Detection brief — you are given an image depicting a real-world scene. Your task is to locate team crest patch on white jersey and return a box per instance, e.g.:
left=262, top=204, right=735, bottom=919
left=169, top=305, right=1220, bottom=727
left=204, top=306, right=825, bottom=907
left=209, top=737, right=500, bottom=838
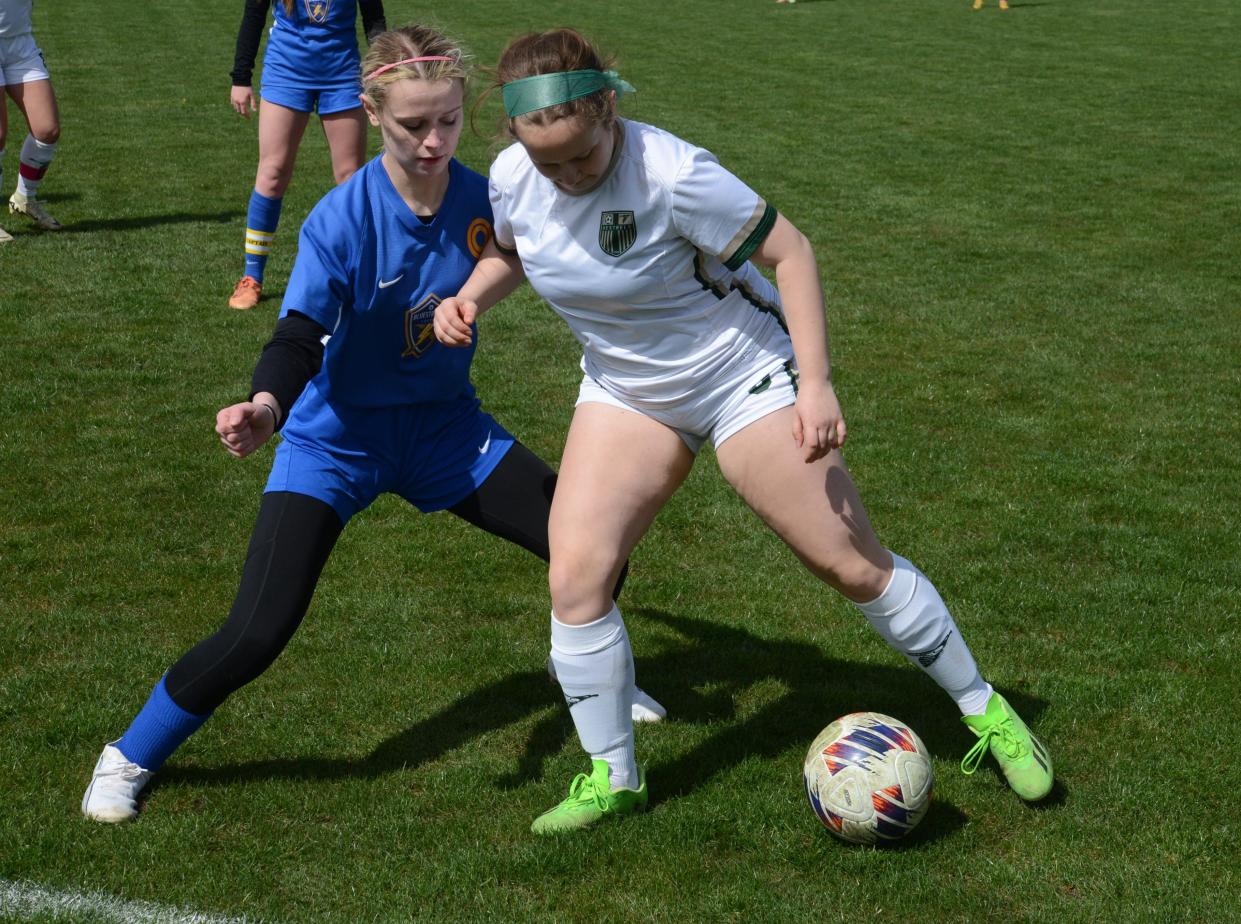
left=303, top=0, right=331, bottom=24
left=403, top=293, right=441, bottom=359
left=598, top=210, right=637, bottom=257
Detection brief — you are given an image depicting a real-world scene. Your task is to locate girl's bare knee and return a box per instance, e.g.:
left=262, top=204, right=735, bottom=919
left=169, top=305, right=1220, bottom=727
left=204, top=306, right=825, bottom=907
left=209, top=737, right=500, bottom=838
left=549, top=557, right=613, bottom=625
left=810, top=551, right=892, bottom=603
left=255, top=162, right=292, bottom=197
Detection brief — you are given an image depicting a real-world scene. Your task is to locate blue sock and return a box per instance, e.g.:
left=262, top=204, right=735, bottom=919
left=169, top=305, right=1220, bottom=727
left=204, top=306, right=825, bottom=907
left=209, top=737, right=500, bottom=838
left=116, top=676, right=211, bottom=771
left=242, top=190, right=283, bottom=283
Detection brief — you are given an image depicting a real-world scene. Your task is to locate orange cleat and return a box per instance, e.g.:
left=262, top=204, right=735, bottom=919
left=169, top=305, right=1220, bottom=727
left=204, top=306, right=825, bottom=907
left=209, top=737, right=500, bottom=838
left=228, top=275, right=263, bottom=310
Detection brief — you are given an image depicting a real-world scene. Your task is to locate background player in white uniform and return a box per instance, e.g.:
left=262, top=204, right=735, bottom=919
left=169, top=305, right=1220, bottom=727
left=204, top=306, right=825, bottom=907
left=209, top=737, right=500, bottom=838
left=435, top=28, right=1054, bottom=833
left=82, top=25, right=661, bottom=825
left=0, top=0, right=62, bottom=240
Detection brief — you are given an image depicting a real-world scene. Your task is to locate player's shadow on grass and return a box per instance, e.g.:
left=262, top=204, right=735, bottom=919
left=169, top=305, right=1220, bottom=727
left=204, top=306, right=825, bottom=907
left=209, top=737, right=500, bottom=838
left=159, top=668, right=568, bottom=788
left=55, top=209, right=243, bottom=235
left=159, top=609, right=1053, bottom=833
left=618, top=610, right=1053, bottom=824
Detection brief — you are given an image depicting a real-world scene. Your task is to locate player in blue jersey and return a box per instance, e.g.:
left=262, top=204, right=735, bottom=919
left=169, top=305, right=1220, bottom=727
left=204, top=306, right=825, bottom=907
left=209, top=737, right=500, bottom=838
left=226, top=0, right=387, bottom=310
left=82, top=24, right=663, bottom=824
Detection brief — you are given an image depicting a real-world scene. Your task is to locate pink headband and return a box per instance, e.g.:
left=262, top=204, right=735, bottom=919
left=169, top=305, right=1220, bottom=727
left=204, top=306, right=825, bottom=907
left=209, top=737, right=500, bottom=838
left=363, top=55, right=456, bottom=83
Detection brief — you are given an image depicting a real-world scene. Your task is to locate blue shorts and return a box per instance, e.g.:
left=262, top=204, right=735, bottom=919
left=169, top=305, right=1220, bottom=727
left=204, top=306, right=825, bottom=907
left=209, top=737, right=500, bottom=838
left=266, top=383, right=515, bottom=525
left=259, top=82, right=362, bottom=116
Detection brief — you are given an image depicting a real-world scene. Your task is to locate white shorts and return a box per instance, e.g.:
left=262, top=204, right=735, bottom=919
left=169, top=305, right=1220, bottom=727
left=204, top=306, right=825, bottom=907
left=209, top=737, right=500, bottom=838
left=576, top=354, right=800, bottom=454
left=0, top=34, right=50, bottom=86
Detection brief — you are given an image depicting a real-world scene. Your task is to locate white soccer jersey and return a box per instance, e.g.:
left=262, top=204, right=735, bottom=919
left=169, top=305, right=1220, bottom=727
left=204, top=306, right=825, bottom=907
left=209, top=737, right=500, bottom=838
left=0, top=0, right=33, bottom=37
left=489, top=119, right=792, bottom=411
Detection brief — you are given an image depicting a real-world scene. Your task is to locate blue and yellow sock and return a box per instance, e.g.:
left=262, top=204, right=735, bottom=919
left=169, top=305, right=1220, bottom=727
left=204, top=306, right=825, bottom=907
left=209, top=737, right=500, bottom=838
left=243, top=190, right=283, bottom=283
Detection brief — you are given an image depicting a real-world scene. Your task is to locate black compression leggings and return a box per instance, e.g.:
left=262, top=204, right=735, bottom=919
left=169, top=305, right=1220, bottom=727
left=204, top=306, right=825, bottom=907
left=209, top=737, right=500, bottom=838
left=164, top=442, right=623, bottom=716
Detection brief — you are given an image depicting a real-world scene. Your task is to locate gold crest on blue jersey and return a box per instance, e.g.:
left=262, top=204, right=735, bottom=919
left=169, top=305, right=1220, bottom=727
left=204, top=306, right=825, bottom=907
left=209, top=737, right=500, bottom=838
left=403, top=293, right=441, bottom=359
left=598, top=210, right=636, bottom=257
left=302, top=0, right=331, bottom=24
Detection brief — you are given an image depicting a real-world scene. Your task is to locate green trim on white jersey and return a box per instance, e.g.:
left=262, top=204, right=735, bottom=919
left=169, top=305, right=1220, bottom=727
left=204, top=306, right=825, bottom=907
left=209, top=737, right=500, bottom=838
left=723, top=203, right=777, bottom=271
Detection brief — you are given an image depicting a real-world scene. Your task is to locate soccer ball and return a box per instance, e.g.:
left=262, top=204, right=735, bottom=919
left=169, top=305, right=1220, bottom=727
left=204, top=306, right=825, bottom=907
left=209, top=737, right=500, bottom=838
left=803, top=712, right=934, bottom=845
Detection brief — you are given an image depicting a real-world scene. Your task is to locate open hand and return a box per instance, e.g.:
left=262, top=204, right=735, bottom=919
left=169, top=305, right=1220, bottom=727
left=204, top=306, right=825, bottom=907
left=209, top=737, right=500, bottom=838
left=230, top=86, right=257, bottom=118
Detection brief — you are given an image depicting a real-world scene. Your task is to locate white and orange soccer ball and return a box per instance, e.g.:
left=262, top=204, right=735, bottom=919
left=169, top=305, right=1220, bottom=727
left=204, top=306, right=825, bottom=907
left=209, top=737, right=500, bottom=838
left=803, top=712, right=934, bottom=845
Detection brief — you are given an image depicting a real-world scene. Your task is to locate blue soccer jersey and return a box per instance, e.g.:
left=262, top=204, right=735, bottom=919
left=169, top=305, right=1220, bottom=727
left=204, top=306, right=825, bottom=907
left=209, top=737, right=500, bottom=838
left=281, top=155, right=495, bottom=408
left=261, top=0, right=362, bottom=90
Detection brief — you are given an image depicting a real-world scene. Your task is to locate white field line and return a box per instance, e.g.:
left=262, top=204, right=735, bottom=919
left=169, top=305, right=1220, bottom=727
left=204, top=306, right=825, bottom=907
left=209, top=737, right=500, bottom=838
left=0, top=879, right=271, bottom=924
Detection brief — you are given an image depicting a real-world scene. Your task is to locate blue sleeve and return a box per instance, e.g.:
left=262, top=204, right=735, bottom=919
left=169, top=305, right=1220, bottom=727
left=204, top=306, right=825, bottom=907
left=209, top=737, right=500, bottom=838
left=280, top=205, right=355, bottom=332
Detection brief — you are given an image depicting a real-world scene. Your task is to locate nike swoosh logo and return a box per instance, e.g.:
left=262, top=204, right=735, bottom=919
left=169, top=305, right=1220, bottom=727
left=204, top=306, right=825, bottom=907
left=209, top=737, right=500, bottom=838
left=377, top=274, right=404, bottom=289
left=565, top=693, right=599, bottom=708
left=478, top=433, right=491, bottom=455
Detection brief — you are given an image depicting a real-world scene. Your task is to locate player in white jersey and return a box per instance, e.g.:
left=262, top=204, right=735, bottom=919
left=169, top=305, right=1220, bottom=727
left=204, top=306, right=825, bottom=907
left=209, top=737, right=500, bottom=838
left=487, top=117, right=794, bottom=442
left=435, top=28, right=1054, bottom=833
left=0, top=0, right=63, bottom=240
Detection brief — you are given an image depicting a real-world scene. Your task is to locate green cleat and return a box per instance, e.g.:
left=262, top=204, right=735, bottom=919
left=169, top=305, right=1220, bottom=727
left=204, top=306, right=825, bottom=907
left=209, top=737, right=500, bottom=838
left=961, top=692, right=1053, bottom=801
left=531, top=759, right=647, bottom=834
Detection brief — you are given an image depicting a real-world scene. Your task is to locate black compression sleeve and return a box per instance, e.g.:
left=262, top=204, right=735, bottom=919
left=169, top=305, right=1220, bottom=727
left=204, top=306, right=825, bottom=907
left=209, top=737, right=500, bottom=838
left=231, top=0, right=271, bottom=86
left=448, top=442, right=557, bottom=560
left=359, top=0, right=387, bottom=43
left=250, top=311, right=328, bottom=429
left=165, top=491, right=344, bottom=715
left=447, top=442, right=628, bottom=600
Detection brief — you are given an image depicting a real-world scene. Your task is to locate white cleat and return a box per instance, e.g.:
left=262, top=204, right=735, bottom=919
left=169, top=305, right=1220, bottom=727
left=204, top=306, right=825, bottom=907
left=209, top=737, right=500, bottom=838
left=82, top=742, right=152, bottom=823
left=9, top=190, right=62, bottom=231
left=547, top=656, right=667, bottom=724
left=0, top=224, right=13, bottom=243
left=632, top=687, right=667, bottom=724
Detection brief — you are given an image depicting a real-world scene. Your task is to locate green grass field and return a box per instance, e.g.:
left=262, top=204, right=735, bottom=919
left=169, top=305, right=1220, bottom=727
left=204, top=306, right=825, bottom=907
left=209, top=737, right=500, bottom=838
left=2, top=0, right=1239, bottom=920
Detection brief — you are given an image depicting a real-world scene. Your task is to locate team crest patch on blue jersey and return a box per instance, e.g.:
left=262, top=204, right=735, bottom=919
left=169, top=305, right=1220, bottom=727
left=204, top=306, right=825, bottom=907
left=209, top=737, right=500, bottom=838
left=302, top=0, right=331, bottom=24
left=599, top=210, right=637, bottom=257
left=467, top=216, right=493, bottom=259
left=403, top=293, right=441, bottom=359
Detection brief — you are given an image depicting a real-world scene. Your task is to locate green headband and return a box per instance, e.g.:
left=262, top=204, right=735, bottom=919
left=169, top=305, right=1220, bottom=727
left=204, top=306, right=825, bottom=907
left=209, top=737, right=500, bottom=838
left=502, top=69, right=635, bottom=118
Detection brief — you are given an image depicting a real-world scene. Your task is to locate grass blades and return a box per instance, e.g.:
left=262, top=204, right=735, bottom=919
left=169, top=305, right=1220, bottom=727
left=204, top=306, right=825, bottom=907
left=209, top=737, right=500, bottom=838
left=2, top=0, right=1238, bottom=921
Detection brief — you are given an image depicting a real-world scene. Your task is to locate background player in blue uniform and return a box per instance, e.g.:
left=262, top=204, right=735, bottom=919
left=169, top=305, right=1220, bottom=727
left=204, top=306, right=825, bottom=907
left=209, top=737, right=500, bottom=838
left=82, top=24, right=662, bottom=823
left=226, top=0, right=387, bottom=310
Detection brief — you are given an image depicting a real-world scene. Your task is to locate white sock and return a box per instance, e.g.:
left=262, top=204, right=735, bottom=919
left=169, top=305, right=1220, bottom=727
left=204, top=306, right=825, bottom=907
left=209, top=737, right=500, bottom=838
left=547, top=653, right=666, bottom=723
left=17, top=134, right=57, bottom=198
left=856, top=552, right=993, bottom=716
left=550, top=605, right=638, bottom=789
